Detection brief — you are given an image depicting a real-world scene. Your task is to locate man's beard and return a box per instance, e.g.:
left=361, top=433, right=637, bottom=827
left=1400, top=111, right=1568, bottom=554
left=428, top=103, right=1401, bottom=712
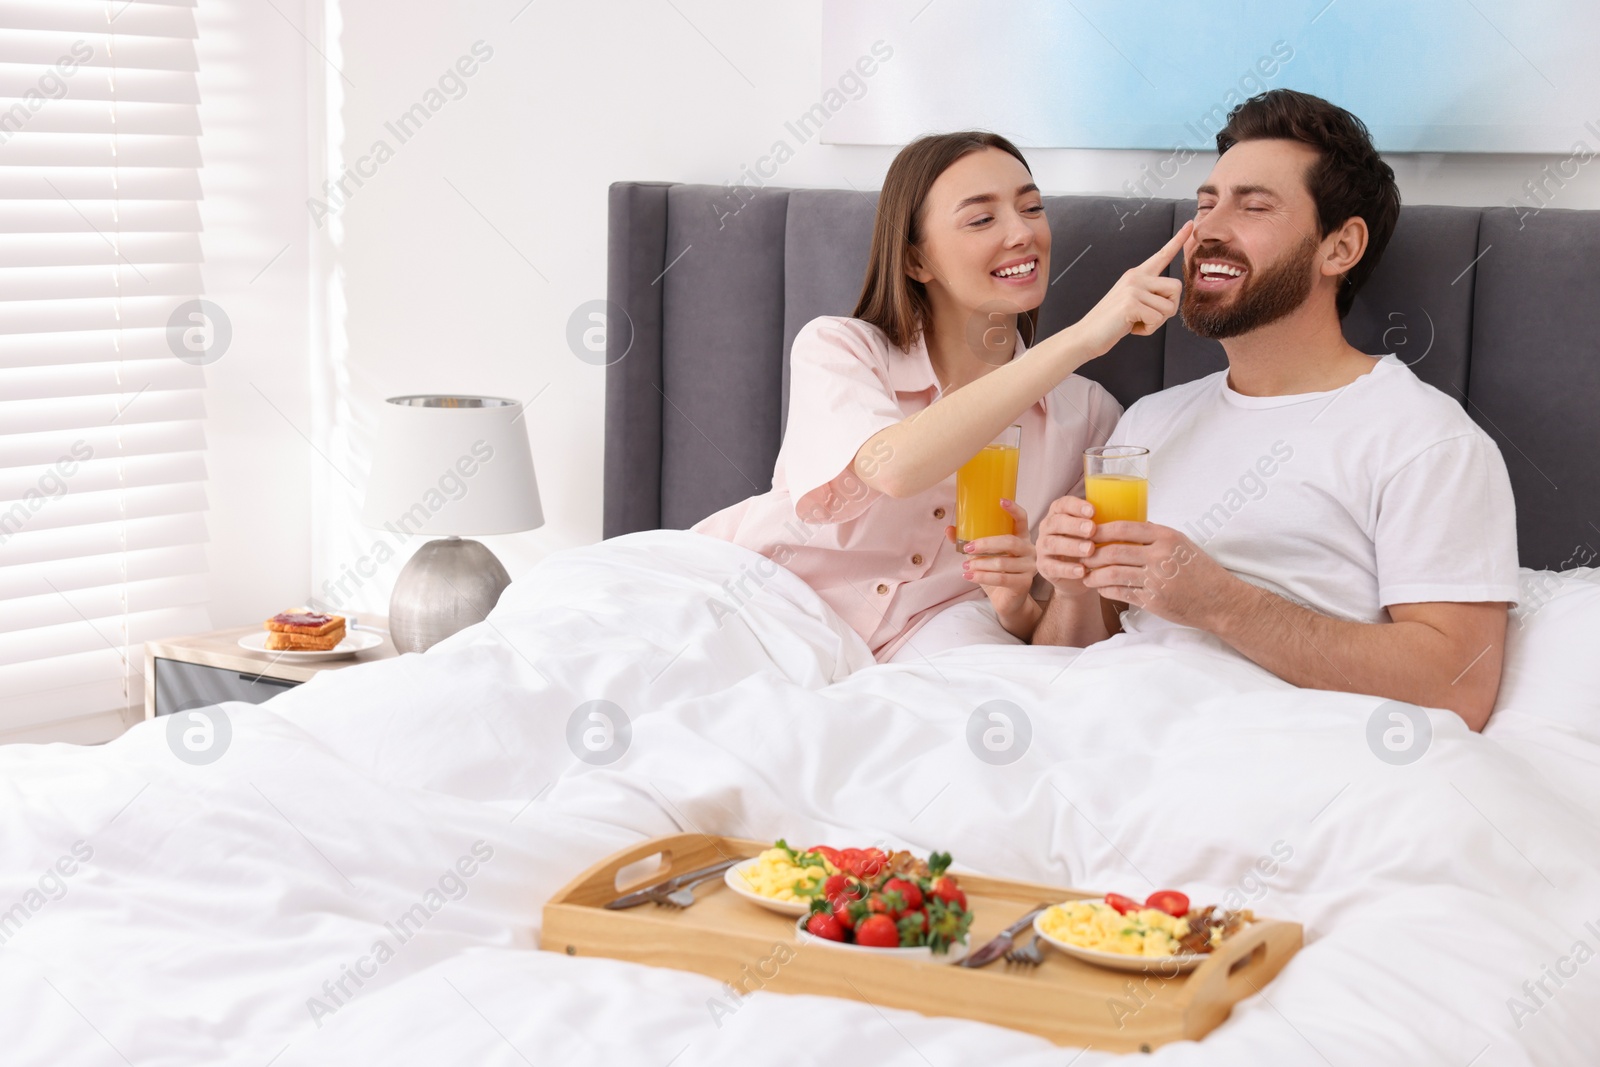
left=1180, top=236, right=1318, bottom=340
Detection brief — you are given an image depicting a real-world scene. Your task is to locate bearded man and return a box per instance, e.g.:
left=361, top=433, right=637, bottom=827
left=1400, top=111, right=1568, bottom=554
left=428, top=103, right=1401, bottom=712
left=1032, top=89, right=1519, bottom=732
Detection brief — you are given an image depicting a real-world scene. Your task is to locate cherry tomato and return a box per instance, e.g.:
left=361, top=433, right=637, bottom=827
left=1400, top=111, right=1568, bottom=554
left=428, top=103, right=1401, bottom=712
left=1105, top=893, right=1141, bottom=915
left=811, top=846, right=844, bottom=871
left=839, top=848, right=887, bottom=879
left=854, top=914, right=900, bottom=948
left=805, top=912, right=846, bottom=942
left=1145, top=890, right=1191, bottom=918
left=929, top=876, right=967, bottom=911
left=883, top=877, right=923, bottom=913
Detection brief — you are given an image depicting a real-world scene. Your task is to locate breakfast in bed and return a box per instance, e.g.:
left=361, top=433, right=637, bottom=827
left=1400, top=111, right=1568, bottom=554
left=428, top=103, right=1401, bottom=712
left=545, top=833, right=1295, bottom=1049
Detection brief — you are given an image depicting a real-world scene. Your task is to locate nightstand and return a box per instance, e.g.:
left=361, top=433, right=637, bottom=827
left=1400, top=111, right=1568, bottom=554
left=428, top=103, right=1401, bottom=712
left=143, top=619, right=400, bottom=719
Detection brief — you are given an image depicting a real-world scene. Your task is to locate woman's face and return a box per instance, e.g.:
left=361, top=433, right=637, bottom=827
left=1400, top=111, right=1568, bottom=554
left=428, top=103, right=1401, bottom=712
left=909, top=147, right=1051, bottom=320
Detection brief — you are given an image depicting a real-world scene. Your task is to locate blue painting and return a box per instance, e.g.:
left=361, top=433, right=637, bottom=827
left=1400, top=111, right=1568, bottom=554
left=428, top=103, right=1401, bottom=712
left=821, top=0, right=1600, bottom=153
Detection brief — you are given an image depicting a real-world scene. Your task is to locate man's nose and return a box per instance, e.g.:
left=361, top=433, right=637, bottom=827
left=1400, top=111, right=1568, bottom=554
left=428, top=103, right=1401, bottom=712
left=1191, top=207, right=1230, bottom=246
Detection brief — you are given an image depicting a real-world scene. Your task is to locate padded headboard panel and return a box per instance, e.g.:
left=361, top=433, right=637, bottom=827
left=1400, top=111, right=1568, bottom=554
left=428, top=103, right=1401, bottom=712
left=605, top=182, right=1600, bottom=571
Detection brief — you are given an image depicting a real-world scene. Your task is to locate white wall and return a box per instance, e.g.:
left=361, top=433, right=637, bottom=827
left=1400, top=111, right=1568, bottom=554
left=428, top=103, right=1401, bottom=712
left=309, top=1, right=1600, bottom=616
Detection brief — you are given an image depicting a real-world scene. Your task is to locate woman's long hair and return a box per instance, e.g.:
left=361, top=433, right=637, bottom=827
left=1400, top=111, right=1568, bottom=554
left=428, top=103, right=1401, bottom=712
left=852, top=131, right=1039, bottom=353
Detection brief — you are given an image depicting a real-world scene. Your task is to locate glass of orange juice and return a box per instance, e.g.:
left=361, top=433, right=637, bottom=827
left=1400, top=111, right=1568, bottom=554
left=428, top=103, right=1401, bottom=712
left=1083, top=446, right=1149, bottom=530
left=956, top=425, right=1021, bottom=553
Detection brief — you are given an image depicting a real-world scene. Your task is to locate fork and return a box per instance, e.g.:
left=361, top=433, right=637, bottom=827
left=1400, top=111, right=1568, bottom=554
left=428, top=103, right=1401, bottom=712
left=649, top=867, right=731, bottom=909
left=1004, top=931, right=1044, bottom=967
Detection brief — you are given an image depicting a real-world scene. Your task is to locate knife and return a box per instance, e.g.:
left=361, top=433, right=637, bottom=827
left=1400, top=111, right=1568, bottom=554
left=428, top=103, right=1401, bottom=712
left=958, top=902, right=1055, bottom=968
left=603, top=857, right=742, bottom=910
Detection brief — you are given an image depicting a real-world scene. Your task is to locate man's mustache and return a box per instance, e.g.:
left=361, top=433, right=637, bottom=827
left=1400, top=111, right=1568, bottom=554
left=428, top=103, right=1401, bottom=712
left=1186, top=244, right=1253, bottom=275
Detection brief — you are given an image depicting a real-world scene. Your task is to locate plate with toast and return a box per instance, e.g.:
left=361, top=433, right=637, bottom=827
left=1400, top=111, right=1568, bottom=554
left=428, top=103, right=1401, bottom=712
left=238, top=610, right=383, bottom=660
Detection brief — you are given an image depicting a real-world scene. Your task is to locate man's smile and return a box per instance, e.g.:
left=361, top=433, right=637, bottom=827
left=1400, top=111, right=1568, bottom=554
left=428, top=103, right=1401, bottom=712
left=1194, top=259, right=1249, bottom=292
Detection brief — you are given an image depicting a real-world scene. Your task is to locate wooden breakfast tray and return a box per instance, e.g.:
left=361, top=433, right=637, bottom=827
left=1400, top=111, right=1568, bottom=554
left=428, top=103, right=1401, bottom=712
left=541, top=834, right=1302, bottom=1053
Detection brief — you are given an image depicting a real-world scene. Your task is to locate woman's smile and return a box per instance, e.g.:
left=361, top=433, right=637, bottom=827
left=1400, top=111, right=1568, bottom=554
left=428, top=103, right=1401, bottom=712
left=990, top=254, right=1041, bottom=287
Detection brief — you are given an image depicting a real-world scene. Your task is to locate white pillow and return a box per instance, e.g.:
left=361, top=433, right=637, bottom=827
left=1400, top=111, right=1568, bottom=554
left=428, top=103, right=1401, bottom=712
left=1492, top=566, right=1600, bottom=737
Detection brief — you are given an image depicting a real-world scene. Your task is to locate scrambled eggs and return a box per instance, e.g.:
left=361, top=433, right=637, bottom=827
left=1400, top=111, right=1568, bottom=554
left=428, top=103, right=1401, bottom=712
left=1038, top=900, right=1192, bottom=957
left=736, top=848, right=834, bottom=901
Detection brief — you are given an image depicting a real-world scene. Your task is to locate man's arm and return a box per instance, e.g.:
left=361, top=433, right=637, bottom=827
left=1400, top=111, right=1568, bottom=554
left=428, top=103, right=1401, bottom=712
left=1084, top=520, right=1509, bottom=730
left=1204, top=583, right=1508, bottom=731
left=1031, top=581, right=1115, bottom=648
left=1032, top=495, right=1121, bottom=648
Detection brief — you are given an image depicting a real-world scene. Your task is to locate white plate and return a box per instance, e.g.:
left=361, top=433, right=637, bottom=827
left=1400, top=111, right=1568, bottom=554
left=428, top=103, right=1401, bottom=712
left=237, top=629, right=384, bottom=661
left=723, top=858, right=812, bottom=916
left=1032, top=910, right=1207, bottom=973
left=794, top=915, right=968, bottom=964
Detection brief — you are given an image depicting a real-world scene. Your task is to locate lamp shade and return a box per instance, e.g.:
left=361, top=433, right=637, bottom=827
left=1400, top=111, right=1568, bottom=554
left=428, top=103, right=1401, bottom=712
left=361, top=395, right=543, bottom=536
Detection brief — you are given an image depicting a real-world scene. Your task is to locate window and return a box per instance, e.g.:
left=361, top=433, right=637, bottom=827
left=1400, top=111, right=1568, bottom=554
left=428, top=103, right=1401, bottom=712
left=0, top=0, right=211, bottom=739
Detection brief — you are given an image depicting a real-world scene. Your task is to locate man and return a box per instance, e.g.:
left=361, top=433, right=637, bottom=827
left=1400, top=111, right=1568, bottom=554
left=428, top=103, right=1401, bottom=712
left=1032, top=89, right=1519, bottom=732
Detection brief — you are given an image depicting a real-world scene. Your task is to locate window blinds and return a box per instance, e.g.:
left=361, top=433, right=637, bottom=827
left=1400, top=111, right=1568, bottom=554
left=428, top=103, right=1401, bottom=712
left=0, top=0, right=211, bottom=736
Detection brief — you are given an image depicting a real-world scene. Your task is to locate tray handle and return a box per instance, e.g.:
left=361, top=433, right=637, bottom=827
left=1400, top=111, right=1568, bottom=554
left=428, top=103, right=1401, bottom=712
left=545, top=833, right=755, bottom=908
left=1182, top=919, right=1298, bottom=1011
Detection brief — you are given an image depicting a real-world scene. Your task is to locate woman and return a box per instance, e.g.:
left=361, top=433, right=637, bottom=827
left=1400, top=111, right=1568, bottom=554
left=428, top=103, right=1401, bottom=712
left=693, top=131, right=1187, bottom=662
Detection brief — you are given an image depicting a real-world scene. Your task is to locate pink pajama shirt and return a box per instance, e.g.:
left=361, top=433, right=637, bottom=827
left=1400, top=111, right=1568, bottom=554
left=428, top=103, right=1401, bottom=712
left=693, top=316, right=1120, bottom=661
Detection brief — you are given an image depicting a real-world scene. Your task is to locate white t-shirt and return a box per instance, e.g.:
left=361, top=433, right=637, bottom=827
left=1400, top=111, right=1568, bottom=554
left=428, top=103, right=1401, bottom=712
left=1108, top=354, right=1520, bottom=635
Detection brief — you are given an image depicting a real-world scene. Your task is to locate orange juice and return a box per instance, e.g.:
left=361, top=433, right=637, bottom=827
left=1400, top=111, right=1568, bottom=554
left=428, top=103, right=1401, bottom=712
left=956, top=442, right=1020, bottom=547
left=1084, top=473, right=1148, bottom=524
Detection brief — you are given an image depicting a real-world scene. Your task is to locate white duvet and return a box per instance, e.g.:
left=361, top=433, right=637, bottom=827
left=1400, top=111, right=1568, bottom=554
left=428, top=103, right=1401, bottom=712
left=2, top=530, right=1598, bottom=1066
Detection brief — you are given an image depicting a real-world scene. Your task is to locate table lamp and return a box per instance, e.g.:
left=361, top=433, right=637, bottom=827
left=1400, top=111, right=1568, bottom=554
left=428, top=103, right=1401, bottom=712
left=361, top=395, right=543, bottom=653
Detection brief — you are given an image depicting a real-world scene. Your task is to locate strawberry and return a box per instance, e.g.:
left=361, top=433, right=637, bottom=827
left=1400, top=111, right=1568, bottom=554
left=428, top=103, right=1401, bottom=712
left=854, top=914, right=900, bottom=948
left=805, top=912, right=846, bottom=942
left=897, top=909, right=929, bottom=945
left=924, top=896, right=973, bottom=952
left=883, top=877, right=923, bottom=912
left=929, top=875, right=966, bottom=911
left=868, top=889, right=908, bottom=920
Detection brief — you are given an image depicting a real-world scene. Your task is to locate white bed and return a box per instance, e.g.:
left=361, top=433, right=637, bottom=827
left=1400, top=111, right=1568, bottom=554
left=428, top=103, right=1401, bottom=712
left=3, top=530, right=1599, bottom=1065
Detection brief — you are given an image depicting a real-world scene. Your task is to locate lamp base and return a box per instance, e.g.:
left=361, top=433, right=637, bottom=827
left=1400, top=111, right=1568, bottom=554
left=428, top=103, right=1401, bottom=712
left=388, top=536, right=513, bottom=653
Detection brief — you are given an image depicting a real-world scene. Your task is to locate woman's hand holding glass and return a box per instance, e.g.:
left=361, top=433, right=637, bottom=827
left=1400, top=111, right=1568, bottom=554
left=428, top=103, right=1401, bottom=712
left=945, top=498, right=1039, bottom=637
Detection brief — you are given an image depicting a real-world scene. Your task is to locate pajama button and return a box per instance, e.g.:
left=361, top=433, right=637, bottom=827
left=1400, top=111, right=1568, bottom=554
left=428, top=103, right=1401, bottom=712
left=933, top=507, right=945, bottom=519
left=875, top=583, right=889, bottom=595
left=911, top=554, right=923, bottom=566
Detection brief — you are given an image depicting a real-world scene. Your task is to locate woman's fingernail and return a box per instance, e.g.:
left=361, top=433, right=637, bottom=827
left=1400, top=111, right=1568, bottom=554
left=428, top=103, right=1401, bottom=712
left=963, top=544, right=974, bottom=553
left=1001, top=498, right=1013, bottom=508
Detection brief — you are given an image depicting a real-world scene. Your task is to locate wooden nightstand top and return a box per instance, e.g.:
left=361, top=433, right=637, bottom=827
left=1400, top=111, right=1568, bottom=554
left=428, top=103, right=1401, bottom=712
left=144, top=618, right=400, bottom=718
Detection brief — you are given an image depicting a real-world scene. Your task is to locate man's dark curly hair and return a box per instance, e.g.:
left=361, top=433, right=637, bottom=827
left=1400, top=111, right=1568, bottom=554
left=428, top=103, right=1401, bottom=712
left=1217, top=89, right=1400, bottom=318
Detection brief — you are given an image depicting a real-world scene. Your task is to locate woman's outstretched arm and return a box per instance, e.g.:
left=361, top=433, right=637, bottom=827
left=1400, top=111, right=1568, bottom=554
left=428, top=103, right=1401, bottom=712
left=855, top=222, right=1189, bottom=499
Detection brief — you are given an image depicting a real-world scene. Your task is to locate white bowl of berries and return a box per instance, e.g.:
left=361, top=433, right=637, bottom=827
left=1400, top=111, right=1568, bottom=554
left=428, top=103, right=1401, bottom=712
left=791, top=847, right=972, bottom=965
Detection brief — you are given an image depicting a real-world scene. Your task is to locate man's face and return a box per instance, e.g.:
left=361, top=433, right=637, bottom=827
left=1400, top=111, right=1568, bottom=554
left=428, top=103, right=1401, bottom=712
left=1181, top=139, right=1326, bottom=339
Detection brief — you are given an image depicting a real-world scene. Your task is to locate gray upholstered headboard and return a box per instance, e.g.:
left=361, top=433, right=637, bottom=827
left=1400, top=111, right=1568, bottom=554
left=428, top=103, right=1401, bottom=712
left=604, top=182, right=1600, bottom=571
